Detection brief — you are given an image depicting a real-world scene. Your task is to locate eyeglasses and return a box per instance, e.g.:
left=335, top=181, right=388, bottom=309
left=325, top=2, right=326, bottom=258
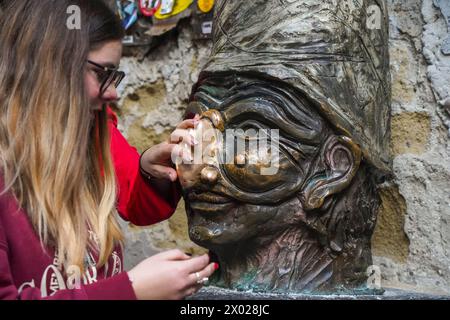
left=87, top=60, right=125, bottom=97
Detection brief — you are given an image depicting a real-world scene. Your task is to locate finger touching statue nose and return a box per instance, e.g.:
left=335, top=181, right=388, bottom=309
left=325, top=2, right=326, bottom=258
left=176, top=115, right=222, bottom=189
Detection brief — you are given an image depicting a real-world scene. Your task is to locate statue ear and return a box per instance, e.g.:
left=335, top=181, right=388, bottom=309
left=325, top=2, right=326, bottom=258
left=302, top=136, right=362, bottom=211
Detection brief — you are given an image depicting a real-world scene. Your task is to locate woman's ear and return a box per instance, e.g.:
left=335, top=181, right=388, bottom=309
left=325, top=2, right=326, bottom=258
left=302, top=136, right=362, bottom=211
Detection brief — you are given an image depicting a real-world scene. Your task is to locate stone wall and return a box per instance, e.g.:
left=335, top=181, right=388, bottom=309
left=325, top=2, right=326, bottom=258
left=116, top=1, right=450, bottom=295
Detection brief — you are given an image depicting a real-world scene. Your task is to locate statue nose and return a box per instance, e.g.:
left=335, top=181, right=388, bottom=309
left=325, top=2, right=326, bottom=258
left=200, top=166, right=219, bottom=185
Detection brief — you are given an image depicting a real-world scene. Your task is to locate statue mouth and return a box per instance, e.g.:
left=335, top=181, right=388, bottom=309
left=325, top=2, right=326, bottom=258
left=187, top=190, right=237, bottom=214
left=188, top=191, right=232, bottom=204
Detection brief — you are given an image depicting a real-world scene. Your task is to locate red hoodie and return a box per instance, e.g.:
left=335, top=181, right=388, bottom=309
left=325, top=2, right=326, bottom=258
left=0, top=108, right=181, bottom=300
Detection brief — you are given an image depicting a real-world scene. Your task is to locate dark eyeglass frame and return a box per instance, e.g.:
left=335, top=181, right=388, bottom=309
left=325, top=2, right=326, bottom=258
left=87, top=60, right=125, bottom=97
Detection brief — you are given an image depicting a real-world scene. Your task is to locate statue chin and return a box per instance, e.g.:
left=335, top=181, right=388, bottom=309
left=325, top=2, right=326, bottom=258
left=187, top=209, right=258, bottom=247
left=188, top=225, right=224, bottom=246
left=186, top=195, right=294, bottom=249
left=188, top=224, right=252, bottom=248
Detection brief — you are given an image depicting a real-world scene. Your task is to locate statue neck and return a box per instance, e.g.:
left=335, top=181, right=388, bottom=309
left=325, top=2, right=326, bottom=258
left=213, top=226, right=334, bottom=292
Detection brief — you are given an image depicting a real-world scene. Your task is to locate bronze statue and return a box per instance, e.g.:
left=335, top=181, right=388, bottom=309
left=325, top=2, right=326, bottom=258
left=176, top=0, right=391, bottom=294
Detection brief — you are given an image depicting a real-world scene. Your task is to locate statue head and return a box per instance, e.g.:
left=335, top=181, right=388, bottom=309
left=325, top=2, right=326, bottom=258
left=177, top=0, right=391, bottom=294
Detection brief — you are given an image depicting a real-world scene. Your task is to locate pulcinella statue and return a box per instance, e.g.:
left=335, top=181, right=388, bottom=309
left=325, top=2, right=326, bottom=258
left=176, top=0, right=391, bottom=294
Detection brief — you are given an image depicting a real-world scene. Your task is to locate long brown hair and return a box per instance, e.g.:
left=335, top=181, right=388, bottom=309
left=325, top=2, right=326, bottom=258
left=0, top=0, right=125, bottom=271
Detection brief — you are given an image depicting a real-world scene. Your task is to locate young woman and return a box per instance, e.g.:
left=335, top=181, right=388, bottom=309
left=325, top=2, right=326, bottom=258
left=0, top=0, right=216, bottom=300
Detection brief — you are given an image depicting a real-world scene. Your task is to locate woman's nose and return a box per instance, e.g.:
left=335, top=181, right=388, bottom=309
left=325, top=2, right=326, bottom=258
left=101, top=85, right=119, bottom=101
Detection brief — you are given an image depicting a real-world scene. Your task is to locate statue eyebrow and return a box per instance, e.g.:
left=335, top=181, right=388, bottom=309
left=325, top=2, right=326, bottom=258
left=193, top=89, right=222, bottom=109
left=192, top=78, right=326, bottom=145
left=222, top=99, right=322, bottom=144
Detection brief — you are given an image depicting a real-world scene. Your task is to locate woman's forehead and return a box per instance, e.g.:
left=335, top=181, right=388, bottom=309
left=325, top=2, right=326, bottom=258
left=88, top=40, right=123, bottom=67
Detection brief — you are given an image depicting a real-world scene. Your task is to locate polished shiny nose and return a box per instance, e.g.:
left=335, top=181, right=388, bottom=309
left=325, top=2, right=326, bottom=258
left=176, top=111, right=224, bottom=189
left=200, top=166, right=219, bottom=185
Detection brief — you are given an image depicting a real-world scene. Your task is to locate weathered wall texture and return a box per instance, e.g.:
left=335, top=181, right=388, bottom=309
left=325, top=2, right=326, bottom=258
left=370, top=0, right=450, bottom=295
left=116, top=2, right=450, bottom=295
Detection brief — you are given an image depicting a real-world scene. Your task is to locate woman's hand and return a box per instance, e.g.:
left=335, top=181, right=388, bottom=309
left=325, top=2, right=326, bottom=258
left=127, top=250, right=218, bottom=300
left=140, top=114, right=200, bottom=182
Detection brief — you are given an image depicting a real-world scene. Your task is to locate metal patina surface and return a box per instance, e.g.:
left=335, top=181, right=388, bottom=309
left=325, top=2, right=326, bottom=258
left=177, top=0, right=392, bottom=294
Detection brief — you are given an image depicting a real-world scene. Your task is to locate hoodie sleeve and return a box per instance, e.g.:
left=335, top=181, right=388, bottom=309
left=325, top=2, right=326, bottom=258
left=0, top=252, right=137, bottom=300
left=107, top=107, right=181, bottom=226
left=0, top=218, right=137, bottom=300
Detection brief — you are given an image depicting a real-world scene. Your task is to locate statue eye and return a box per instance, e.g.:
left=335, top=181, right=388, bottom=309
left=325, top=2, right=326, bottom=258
left=221, top=151, right=299, bottom=193
left=220, top=143, right=300, bottom=193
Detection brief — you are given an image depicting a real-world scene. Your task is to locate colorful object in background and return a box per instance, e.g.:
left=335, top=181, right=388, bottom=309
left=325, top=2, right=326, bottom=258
left=155, top=0, right=193, bottom=20
left=139, top=0, right=161, bottom=17
left=159, top=0, right=175, bottom=15
left=112, top=0, right=213, bottom=47
left=117, top=0, right=138, bottom=29
left=197, top=0, right=214, bottom=13
left=191, top=0, right=214, bottom=40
